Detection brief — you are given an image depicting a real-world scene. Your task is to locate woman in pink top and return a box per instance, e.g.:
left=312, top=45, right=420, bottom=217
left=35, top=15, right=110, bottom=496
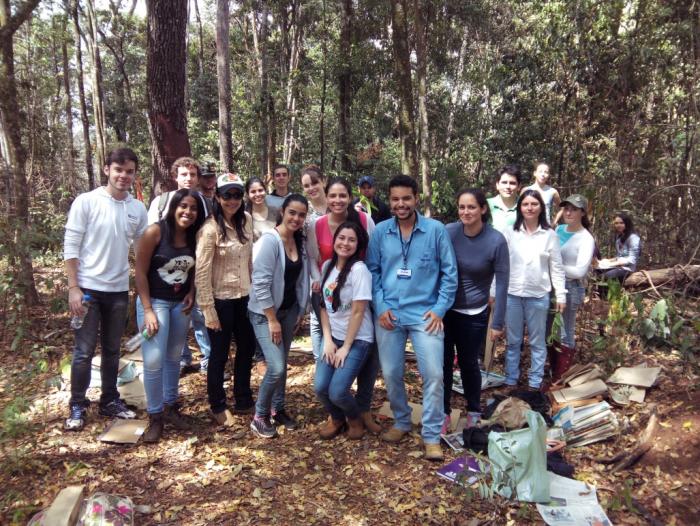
left=307, top=176, right=380, bottom=433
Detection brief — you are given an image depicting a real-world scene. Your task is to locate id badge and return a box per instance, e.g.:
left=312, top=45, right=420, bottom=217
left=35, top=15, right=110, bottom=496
left=397, top=268, right=412, bottom=279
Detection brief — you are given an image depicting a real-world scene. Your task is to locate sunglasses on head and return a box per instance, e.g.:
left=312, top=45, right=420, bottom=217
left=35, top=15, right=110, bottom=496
left=220, top=190, right=243, bottom=201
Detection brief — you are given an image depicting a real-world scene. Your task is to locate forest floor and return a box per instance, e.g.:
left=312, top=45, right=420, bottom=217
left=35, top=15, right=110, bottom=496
left=0, top=263, right=698, bottom=525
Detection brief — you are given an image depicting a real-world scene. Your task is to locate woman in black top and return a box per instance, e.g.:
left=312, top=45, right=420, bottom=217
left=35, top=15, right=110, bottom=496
left=135, top=189, right=205, bottom=442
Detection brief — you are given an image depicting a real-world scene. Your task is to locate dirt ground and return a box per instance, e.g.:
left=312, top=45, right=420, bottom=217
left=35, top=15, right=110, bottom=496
left=0, top=275, right=698, bottom=525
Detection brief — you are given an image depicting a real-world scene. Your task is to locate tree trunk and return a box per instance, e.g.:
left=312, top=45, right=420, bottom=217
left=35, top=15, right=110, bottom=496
left=61, top=16, right=77, bottom=194
left=444, top=25, right=468, bottom=158
left=0, top=0, right=41, bottom=306
left=337, top=0, right=353, bottom=173
left=623, top=266, right=700, bottom=289
left=251, top=4, right=272, bottom=177
left=193, top=0, right=205, bottom=76
left=84, top=0, right=107, bottom=179
left=282, top=0, right=302, bottom=164
left=216, top=0, right=233, bottom=171
left=146, top=0, right=191, bottom=195
left=68, top=0, right=95, bottom=190
left=389, top=0, right=418, bottom=179
left=319, top=0, right=328, bottom=171
left=414, top=0, right=431, bottom=215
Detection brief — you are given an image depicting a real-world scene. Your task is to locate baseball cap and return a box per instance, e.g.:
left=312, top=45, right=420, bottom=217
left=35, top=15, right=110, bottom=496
left=561, top=194, right=588, bottom=210
left=217, top=173, right=245, bottom=193
left=358, top=175, right=375, bottom=187
left=201, top=169, right=216, bottom=178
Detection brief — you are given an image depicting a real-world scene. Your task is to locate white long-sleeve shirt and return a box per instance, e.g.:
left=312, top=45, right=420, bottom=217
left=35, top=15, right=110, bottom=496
left=502, top=225, right=567, bottom=303
left=64, top=187, right=147, bottom=291
left=556, top=225, right=596, bottom=280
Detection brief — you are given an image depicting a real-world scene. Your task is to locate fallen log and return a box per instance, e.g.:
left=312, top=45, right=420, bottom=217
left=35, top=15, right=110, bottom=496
left=612, top=408, right=658, bottom=473
left=623, top=265, right=700, bottom=288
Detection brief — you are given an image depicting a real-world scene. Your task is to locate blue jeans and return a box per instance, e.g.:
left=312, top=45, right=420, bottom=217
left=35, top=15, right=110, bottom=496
left=376, top=322, right=444, bottom=444
left=249, top=303, right=300, bottom=418
left=311, top=290, right=378, bottom=413
left=505, top=294, right=550, bottom=388
left=314, top=338, right=371, bottom=420
left=136, top=297, right=190, bottom=414
left=561, top=280, right=585, bottom=349
left=181, top=302, right=211, bottom=368
left=70, top=289, right=129, bottom=407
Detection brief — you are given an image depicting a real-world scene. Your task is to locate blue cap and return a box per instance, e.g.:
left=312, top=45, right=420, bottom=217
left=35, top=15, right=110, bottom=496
left=358, top=175, right=375, bottom=187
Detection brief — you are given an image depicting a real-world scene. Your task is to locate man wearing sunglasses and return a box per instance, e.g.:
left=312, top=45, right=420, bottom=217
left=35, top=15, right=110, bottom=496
left=147, top=157, right=212, bottom=375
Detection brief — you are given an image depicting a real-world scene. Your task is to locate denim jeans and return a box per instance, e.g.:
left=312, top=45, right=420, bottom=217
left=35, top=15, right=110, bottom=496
left=136, top=297, right=189, bottom=414
left=314, top=338, right=371, bottom=420
left=249, top=303, right=300, bottom=418
left=311, top=290, right=378, bottom=413
left=505, top=294, right=550, bottom=389
left=70, top=289, right=128, bottom=407
left=444, top=308, right=489, bottom=414
left=181, top=302, right=211, bottom=368
left=561, top=280, right=585, bottom=349
left=207, top=296, right=256, bottom=413
left=376, top=322, right=444, bottom=444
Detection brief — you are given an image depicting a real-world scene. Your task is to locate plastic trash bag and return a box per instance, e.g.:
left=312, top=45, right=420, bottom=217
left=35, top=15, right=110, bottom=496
left=78, top=493, right=134, bottom=526
left=488, top=410, right=550, bottom=502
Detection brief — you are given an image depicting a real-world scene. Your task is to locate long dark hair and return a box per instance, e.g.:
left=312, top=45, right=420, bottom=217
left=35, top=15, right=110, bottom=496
left=244, top=177, right=266, bottom=213
left=321, top=221, right=369, bottom=312
left=162, top=189, right=205, bottom=250
left=456, top=187, right=491, bottom=224
left=325, top=176, right=362, bottom=227
left=614, top=211, right=634, bottom=243
left=277, top=193, right=308, bottom=257
left=213, top=188, right=249, bottom=243
left=513, top=189, right=550, bottom=231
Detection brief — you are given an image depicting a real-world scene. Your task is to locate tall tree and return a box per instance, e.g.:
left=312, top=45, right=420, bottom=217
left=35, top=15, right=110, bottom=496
left=414, top=0, right=431, bottom=215
left=250, top=3, right=273, bottom=177
left=389, top=0, right=418, bottom=179
left=337, top=0, right=352, bottom=172
left=0, top=0, right=41, bottom=305
left=68, top=0, right=95, bottom=189
left=60, top=14, right=77, bottom=192
left=216, top=0, right=233, bottom=171
left=146, top=0, right=191, bottom=194
left=84, top=0, right=107, bottom=175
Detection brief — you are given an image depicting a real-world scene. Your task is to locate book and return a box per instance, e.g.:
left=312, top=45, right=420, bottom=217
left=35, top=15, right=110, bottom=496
left=436, top=456, right=483, bottom=486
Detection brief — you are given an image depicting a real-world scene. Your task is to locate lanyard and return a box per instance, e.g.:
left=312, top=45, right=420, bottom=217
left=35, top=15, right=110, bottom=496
left=396, top=215, right=418, bottom=268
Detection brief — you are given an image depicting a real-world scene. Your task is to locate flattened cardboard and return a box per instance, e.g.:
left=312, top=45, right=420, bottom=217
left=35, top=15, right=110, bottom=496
left=99, top=419, right=148, bottom=444
left=607, top=366, right=661, bottom=388
left=117, top=378, right=146, bottom=410
left=44, top=485, right=85, bottom=526
left=378, top=401, right=460, bottom=429
left=551, top=379, right=607, bottom=404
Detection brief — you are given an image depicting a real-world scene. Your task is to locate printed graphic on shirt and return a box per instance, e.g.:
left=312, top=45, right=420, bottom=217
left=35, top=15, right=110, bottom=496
left=157, top=255, right=195, bottom=293
left=323, top=280, right=350, bottom=311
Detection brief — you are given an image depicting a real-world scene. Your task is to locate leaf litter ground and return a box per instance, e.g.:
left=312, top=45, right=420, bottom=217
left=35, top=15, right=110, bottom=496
left=0, top=268, right=698, bottom=525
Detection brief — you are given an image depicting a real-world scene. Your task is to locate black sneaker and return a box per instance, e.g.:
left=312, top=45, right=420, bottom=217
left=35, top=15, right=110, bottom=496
left=98, top=399, right=136, bottom=419
left=272, top=409, right=298, bottom=430
left=250, top=416, right=278, bottom=439
left=64, top=404, right=87, bottom=431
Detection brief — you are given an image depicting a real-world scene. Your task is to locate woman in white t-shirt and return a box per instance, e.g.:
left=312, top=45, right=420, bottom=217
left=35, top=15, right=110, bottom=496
left=314, top=221, right=374, bottom=441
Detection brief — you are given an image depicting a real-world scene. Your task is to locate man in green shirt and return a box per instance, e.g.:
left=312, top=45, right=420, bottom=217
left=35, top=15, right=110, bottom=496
left=487, top=164, right=522, bottom=233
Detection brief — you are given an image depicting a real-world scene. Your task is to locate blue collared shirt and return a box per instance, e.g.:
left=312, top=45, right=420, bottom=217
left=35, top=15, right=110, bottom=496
left=366, top=212, right=457, bottom=325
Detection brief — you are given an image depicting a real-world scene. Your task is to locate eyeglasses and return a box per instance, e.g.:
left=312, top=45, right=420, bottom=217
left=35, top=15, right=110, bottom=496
left=220, top=191, right=243, bottom=201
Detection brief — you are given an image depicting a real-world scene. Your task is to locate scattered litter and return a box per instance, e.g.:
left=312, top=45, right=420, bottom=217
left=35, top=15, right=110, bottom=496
left=552, top=401, right=619, bottom=447
left=551, top=379, right=607, bottom=404
left=378, top=401, right=460, bottom=427
left=607, top=365, right=661, bottom=388
left=451, top=370, right=506, bottom=394
left=436, top=455, right=485, bottom=486
left=536, top=472, right=611, bottom=525
left=99, top=419, right=148, bottom=444
left=117, top=378, right=147, bottom=410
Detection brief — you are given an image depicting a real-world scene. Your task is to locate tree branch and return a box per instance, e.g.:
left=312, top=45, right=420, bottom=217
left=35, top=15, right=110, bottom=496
left=0, top=0, right=42, bottom=40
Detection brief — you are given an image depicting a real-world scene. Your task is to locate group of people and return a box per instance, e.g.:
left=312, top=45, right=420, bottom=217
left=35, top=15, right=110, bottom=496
left=64, top=148, right=641, bottom=461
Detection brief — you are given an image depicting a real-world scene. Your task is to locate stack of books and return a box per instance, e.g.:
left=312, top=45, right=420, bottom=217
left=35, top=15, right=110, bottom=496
left=552, top=400, right=619, bottom=447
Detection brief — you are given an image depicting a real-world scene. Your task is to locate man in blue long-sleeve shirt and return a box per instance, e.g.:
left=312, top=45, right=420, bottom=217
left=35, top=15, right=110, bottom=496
left=366, top=175, right=457, bottom=461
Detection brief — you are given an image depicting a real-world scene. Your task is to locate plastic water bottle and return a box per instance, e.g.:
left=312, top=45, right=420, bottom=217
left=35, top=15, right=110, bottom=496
left=70, top=293, right=93, bottom=330
left=125, top=328, right=152, bottom=352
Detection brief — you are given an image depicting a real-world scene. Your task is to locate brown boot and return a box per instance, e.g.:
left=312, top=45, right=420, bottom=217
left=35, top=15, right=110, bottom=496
left=553, top=344, right=576, bottom=383
left=319, top=417, right=346, bottom=440
left=143, top=413, right=163, bottom=443
left=346, top=417, right=365, bottom=440
left=163, top=403, right=194, bottom=431
left=361, top=411, right=382, bottom=435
